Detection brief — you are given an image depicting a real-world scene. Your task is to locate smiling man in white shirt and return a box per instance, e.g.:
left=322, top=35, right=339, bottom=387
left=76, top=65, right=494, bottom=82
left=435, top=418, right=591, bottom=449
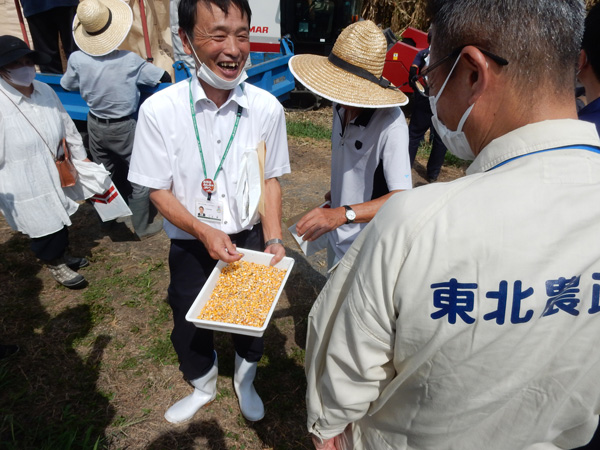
left=129, top=0, right=290, bottom=425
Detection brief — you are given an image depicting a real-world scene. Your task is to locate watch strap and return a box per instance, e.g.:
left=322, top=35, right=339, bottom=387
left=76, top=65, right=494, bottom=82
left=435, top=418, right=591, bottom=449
left=343, top=205, right=355, bottom=224
left=264, top=238, right=284, bottom=248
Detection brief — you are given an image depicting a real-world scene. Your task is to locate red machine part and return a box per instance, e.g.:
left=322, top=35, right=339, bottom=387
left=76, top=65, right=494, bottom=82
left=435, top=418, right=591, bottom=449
left=138, top=0, right=153, bottom=62
left=13, top=0, right=30, bottom=47
left=383, top=27, right=428, bottom=94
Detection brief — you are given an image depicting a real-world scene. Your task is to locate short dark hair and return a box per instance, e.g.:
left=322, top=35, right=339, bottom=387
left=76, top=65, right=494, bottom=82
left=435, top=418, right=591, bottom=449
left=427, top=0, right=585, bottom=93
left=582, top=3, right=600, bottom=81
left=178, top=0, right=252, bottom=37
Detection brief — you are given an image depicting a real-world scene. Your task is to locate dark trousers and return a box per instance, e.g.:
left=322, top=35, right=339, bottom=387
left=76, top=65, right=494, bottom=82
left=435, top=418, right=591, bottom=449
left=408, top=93, right=447, bottom=181
left=168, top=226, right=265, bottom=381
left=26, top=6, right=77, bottom=74
left=30, top=226, right=69, bottom=262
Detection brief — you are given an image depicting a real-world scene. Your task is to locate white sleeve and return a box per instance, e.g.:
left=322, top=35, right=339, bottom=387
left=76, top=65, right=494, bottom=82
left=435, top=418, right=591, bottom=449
left=381, top=110, right=412, bottom=191
left=262, top=99, right=291, bottom=179
left=60, top=54, right=79, bottom=91
left=305, top=219, right=397, bottom=440
left=128, top=99, right=173, bottom=189
left=52, top=89, right=86, bottom=160
left=135, top=53, right=167, bottom=87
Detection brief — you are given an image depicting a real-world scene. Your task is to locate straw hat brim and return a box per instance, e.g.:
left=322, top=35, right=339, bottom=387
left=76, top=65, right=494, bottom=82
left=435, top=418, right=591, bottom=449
left=289, top=54, right=408, bottom=108
left=73, top=0, right=133, bottom=56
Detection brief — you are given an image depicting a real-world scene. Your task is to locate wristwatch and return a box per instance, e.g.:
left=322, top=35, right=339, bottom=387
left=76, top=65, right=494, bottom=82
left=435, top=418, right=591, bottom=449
left=264, top=238, right=284, bottom=248
left=343, top=205, right=356, bottom=224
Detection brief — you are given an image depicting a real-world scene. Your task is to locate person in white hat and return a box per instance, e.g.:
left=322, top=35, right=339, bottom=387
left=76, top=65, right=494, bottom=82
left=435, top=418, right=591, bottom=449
left=289, top=20, right=413, bottom=270
left=304, top=0, right=600, bottom=449
left=128, top=0, right=290, bottom=425
left=60, top=0, right=171, bottom=239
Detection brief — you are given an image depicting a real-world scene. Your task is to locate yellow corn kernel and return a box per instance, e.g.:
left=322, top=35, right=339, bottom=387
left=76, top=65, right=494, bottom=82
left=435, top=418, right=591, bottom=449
left=198, top=261, right=286, bottom=327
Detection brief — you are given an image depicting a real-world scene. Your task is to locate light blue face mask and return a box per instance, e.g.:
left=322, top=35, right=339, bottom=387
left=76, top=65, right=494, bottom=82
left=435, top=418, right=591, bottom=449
left=429, top=53, right=476, bottom=161
left=186, top=34, right=247, bottom=90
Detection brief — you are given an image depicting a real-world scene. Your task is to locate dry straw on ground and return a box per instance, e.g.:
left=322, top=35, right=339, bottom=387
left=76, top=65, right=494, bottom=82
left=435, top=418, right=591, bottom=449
left=362, top=0, right=600, bottom=34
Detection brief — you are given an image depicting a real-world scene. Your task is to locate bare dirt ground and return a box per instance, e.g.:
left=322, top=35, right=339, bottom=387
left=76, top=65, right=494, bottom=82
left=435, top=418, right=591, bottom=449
left=0, top=107, right=466, bottom=450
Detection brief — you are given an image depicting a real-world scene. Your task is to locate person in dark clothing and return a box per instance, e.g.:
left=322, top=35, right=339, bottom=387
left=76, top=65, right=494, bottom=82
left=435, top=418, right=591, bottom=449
left=407, top=33, right=447, bottom=182
left=19, top=1, right=79, bottom=74
left=577, top=3, right=600, bottom=135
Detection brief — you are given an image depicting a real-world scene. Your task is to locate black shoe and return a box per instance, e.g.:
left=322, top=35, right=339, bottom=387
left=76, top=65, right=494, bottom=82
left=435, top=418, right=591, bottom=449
left=64, top=254, right=90, bottom=270
left=0, top=344, right=20, bottom=359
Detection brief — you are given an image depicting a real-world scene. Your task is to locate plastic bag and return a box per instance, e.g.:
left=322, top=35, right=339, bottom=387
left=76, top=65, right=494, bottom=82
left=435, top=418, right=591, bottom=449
left=62, top=160, right=131, bottom=221
left=62, top=160, right=112, bottom=201
left=236, top=148, right=262, bottom=227
left=89, top=182, right=132, bottom=222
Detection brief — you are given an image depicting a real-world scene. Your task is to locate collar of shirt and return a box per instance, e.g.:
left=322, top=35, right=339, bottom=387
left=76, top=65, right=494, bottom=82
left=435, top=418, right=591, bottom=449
left=579, top=96, right=600, bottom=116
left=190, top=75, right=249, bottom=112
left=466, top=119, right=600, bottom=175
left=0, top=77, right=39, bottom=104
left=334, top=103, right=376, bottom=132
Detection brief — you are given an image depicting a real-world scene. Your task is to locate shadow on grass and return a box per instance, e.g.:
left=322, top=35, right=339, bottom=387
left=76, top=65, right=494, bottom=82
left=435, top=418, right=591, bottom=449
left=145, top=419, right=228, bottom=449
left=0, top=218, right=115, bottom=449
left=248, top=323, right=314, bottom=450
left=280, top=247, right=327, bottom=350
left=144, top=246, right=320, bottom=449
left=144, top=325, right=313, bottom=450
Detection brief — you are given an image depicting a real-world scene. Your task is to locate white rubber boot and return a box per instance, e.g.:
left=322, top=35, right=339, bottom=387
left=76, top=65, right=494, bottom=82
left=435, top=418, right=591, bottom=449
left=233, top=353, right=264, bottom=421
left=164, top=353, right=218, bottom=424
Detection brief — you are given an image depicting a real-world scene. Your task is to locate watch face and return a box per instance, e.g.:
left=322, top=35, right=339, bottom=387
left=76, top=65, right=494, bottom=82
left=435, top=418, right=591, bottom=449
left=346, top=209, right=356, bottom=221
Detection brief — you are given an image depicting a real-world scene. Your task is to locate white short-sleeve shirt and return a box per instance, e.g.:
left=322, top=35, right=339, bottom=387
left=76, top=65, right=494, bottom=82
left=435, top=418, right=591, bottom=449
left=329, top=104, right=412, bottom=260
left=129, top=78, right=290, bottom=239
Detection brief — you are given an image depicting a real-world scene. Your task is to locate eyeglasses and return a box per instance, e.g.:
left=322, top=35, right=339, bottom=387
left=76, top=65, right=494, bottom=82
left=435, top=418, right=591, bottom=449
left=421, top=45, right=509, bottom=79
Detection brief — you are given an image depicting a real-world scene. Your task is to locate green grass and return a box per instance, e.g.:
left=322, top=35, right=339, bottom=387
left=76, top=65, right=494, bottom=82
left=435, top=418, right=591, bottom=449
left=417, top=140, right=470, bottom=168
left=286, top=120, right=331, bottom=140
left=0, top=383, right=104, bottom=450
left=0, top=243, right=175, bottom=449
left=143, top=333, right=178, bottom=365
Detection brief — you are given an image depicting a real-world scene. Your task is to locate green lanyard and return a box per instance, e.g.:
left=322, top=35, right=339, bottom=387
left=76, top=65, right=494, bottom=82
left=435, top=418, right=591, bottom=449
left=188, top=78, right=243, bottom=199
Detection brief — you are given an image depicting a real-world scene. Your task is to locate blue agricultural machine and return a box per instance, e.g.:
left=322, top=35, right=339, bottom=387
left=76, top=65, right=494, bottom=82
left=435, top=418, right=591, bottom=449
left=34, top=36, right=296, bottom=122
left=13, top=0, right=426, bottom=120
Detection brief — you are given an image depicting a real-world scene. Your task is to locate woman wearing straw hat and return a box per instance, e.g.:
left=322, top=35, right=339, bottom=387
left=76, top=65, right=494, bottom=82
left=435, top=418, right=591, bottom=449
left=60, top=0, right=171, bottom=239
left=289, top=20, right=413, bottom=270
left=0, top=35, right=90, bottom=288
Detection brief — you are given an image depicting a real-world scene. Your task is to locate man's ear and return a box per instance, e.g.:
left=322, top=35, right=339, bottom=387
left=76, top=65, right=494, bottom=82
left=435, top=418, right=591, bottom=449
left=461, top=46, right=490, bottom=105
left=178, top=28, right=194, bottom=56
left=578, top=49, right=588, bottom=73
left=462, top=45, right=493, bottom=105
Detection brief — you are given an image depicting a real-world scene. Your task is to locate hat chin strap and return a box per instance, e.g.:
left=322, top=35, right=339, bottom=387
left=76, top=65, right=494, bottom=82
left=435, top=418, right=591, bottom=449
left=327, top=53, right=396, bottom=90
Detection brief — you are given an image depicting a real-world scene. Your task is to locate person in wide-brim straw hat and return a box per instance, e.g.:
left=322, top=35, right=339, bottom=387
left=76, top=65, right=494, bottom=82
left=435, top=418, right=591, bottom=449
left=289, top=20, right=408, bottom=108
left=62, top=0, right=170, bottom=239
left=290, top=20, right=413, bottom=271
left=72, top=0, right=133, bottom=56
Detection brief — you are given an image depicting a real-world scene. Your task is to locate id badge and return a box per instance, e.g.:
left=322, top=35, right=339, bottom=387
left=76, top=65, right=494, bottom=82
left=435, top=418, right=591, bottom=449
left=195, top=198, right=223, bottom=223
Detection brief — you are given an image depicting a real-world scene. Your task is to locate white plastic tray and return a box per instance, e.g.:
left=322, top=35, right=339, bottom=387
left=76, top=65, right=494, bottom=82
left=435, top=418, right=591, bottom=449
left=185, top=247, right=294, bottom=337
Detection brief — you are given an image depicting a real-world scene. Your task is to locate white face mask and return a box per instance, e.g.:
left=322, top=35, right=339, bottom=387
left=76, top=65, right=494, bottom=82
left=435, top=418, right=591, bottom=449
left=429, top=53, right=476, bottom=161
left=5, top=65, right=36, bottom=87
left=187, top=34, right=247, bottom=91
